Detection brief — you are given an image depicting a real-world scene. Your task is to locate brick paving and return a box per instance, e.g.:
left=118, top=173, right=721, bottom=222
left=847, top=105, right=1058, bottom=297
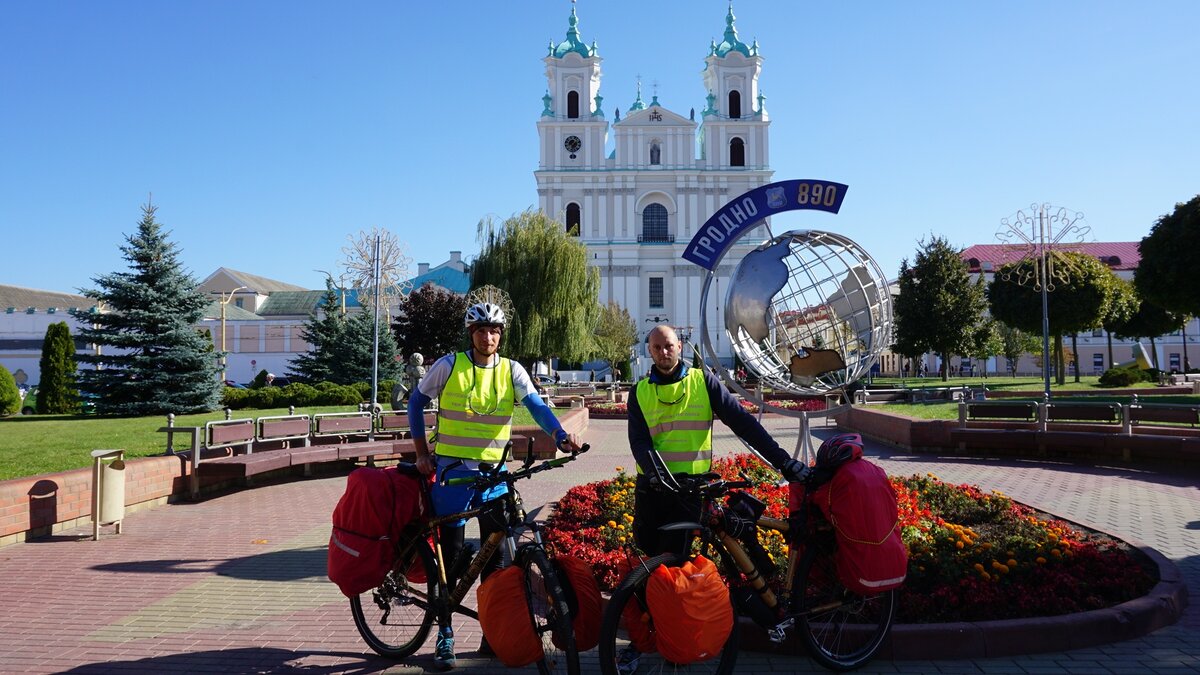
left=0, top=417, right=1196, bottom=673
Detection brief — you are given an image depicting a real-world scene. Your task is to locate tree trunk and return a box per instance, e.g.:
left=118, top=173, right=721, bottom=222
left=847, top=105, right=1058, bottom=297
left=942, top=353, right=950, bottom=382
left=1071, top=334, right=1081, bottom=382
left=1107, top=333, right=1114, bottom=369
left=1055, top=335, right=1066, bottom=386
left=1182, top=321, right=1191, bottom=372
left=1149, top=337, right=1159, bottom=369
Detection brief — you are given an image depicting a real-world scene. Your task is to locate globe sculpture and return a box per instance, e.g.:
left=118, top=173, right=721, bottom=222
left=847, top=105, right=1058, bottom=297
left=722, top=230, right=893, bottom=395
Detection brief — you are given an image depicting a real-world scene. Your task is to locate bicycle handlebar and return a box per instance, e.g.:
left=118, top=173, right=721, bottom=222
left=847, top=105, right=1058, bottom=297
left=441, top=441, right=591, bottom=490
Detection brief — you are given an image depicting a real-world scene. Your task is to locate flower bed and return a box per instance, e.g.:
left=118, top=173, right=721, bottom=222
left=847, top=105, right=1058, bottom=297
left=585, top=401, right=627, bottom=418
left=586, top=397, right=825, bottom=418
left=543, top=454, right=1155, bottom=623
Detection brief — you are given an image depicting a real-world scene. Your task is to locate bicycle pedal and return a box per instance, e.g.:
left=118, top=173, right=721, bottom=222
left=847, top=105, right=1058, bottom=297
left=767, top=618, right=794, bottom=644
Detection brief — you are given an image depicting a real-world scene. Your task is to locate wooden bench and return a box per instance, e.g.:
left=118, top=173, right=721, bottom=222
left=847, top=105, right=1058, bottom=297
left=959, top=401, right=1038, bottom=428
left=1045, top=402, right=1122, bottom=424
left=312, top=412, right=373, bottom=442
left=375, top=411, right=437, bottom=439
left=1129, top=404, right=1200, bottom=428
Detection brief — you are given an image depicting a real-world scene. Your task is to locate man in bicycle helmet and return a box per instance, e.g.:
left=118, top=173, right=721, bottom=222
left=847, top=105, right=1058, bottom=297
left=407, top=301, right=582, bottom=670
left=628, top=325, right=806, bottom=557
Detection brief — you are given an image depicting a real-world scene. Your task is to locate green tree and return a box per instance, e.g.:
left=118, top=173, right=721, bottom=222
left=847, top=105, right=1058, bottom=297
left=987, top=251, right=1120, bottom=385
left=592, top=301, right=638, bottom=379
left=289, top=280, right=347, bottom=383
left=36, top=321, right=79, bottom=413
left=327, top=310, right=401, bottom=385
left=1108, top=295, right=1186, bottom=370
left=965, top=318, right=1003, bottom=378
left=394, top=283, right=469, bottom=362
left=76, top=204, right=223, bottom=415
left=1101, top=277, right=1139, bottom=367
left=0, top=365, right=19, bottom=416
left=892, top=237, right=987, bottom=381
left=996, top=322, right=1041, bottom=377
left=471, top=209, right=600, bottom=364
left=1136, top=194, right=1200, bottom=317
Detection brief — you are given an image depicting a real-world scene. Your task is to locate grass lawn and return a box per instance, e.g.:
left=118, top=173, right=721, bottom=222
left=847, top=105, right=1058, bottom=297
left=0, top=406, right=544, bottom=481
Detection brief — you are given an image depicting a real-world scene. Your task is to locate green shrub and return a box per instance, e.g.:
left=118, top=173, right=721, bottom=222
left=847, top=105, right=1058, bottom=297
left=221, top=387, right=251, bottom=409
left=1098, top=366, right=1147, bottom=387
left=351, top=381, right=372, bottom=399
left=247, top=387, right=280, bottom=408
left=317, top=385, right=361, bottom=406
left=280, top=382, right=319, bottom=407
left=0, top=366, right=19, bottom=416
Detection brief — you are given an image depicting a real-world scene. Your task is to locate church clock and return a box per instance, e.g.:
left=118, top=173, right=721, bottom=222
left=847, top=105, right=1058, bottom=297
left=564, top=135, right=582, bottom=157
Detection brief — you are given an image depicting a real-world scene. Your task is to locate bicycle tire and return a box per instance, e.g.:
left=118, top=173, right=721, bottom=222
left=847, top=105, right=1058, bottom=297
left=350, top=534, right=438, bottom=659
left=517, top=546, right=580, bottom=675
left=794, top=543, right=897, bottom=671
left=597, top=552, right=739, bottom=675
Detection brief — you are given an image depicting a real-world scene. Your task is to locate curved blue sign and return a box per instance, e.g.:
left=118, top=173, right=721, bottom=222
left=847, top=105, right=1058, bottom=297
left=682, top=179, right=849, bottom=270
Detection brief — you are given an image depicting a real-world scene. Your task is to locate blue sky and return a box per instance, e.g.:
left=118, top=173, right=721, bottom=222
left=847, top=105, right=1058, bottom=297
left=3, top=1, right=1197, bottom=295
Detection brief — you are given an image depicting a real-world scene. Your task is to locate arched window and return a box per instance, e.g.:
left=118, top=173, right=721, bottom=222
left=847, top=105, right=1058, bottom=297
left=567, top=90, right=580, bottom=119
left=729, top=137, right=745, bottom=167
left=566, top=202, right=581, bottom=236
left=641, top=203, right=668, bottom=242
left=728, top=90, right=742, bottom=118
left=649, top=142, right=661, bottom=165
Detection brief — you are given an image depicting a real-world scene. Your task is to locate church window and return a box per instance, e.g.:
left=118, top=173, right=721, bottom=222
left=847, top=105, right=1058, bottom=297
left=649, top=277, right=664, bottom=308
left=641, top=203, right=669, bottom=242
left=650, top=142, right=661, bottom=165
left=728, top=90, right=742, bottom=118
left=566, top=202, right=581, bottom=236
left=567, top=90, right=580, bottom=119
left=234, top=298, right=244, bottom=309
left=729, top=137, right=745, bottom=167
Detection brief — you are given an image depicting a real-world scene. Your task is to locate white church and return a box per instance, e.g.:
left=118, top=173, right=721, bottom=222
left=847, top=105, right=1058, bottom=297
left=535, top=5, right=774, bottom=370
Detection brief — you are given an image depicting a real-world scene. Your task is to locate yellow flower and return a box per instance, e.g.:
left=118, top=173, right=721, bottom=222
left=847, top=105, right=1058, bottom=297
left=1050, top=548, right=1062, bottom=557
left=615, top=466, right=624, bottom=472
left=607, top=520, right=617, bottom=528
left=973, top=563, right=985, bottom=573
left=1006, top=558, right=1017, bottom=568
left=616, top=524, right=625, bottom=530
left=618, top=536, right=627, bottom=543
left=955, top=541, right=965, bottom=550
left=1036, top=556, right=1047, bottom=564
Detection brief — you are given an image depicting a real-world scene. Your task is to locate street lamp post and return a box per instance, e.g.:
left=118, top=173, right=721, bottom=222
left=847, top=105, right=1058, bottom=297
left=314, top=269, right=349, bottom=315
left=997, top=203, right=1088, bottom=400
left=216, top=286, right=247, bottom=383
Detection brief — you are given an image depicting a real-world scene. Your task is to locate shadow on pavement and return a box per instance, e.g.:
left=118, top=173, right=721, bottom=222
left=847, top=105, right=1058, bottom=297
left=58, top=647, right=413, bottom=674
left=91, top=546, right=327, bottom=582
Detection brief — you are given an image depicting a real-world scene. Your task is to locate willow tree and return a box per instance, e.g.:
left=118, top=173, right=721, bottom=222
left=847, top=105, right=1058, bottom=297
left=471, top=209, right=600, bottom=365
left=987, top=251, right=1120, bottom=385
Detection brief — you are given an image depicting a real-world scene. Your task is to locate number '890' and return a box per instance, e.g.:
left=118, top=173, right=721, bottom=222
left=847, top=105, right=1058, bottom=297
left=797, top=182, right=838, bottom=207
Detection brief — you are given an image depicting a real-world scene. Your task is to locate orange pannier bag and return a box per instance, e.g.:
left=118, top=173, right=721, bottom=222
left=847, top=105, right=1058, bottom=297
left=617, top=556, right=656, bottom=653
left=645, top=555, right=734, bottom=664
left=554, top=556, right=603, bottom=652
left=477, top=565, right=543, bottom=667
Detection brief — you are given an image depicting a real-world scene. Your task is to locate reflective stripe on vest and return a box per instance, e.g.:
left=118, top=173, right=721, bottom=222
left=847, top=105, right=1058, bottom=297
left=435, top=352, right=514, bottom=461
left=635, top=368, right=712, bottom=475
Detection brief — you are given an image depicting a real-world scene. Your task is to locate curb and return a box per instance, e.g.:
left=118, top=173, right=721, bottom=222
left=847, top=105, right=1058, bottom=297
left=741, top=536, right=1188, bottom=659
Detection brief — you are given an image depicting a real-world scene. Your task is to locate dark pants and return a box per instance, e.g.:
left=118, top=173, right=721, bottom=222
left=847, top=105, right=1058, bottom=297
left=633, top=474, right=703, bottom=557
left=439, top=500, right=506, bottom=591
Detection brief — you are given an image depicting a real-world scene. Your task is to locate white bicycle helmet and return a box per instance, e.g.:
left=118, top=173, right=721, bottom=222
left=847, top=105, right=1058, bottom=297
left=464, top=302, right=506, bottom=328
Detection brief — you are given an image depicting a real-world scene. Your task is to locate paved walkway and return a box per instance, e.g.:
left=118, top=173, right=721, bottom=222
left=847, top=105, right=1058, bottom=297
left=0, top=417, right=1197, bottom=674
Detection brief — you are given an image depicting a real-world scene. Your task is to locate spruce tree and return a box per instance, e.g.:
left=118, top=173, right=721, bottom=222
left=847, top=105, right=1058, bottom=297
left=328, top=310, right=400, bottom=385
left=76, top=203, right=223, bottom=415
left=37, top=321, right=79, bottom=413
left=289, top=280, right=346, bottom=383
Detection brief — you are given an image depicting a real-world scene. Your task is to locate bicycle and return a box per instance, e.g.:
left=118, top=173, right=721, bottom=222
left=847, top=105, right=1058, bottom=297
left=350, top=438, right=591, bottom=675
left=597, top=464, right=898, bottom=673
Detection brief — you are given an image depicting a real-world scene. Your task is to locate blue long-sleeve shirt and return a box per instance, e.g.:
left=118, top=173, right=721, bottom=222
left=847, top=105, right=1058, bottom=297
left=627, top=362, right=790, bottom=475
left=407, top=382, right=567, bottom=446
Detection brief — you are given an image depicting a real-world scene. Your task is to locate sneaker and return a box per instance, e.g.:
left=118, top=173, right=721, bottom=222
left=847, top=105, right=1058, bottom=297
left=434, top=626, right=456, bottom=671
left=477, top=634, right=495, bottom=657
left=616, top=645, right=640, bottom=675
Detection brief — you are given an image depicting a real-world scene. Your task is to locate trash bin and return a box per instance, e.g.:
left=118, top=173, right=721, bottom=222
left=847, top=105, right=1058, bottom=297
left=92, top=449, right=126, bottom=540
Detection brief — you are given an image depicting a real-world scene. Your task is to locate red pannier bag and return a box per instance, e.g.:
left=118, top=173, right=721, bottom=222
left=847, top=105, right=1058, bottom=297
left=809, top=458, right=908, bottom=596
left=553, top=556, right=602, bottom=652
left=477, top=565, right=543, bottom=667
left=327, top=465, right=427, bottom=597
left=645, top=555, right=734, bottom=665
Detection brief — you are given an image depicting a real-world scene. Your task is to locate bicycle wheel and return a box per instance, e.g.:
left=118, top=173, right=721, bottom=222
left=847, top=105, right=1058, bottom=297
left=518, top=546, right=580, bottom=675
left=597, top=553, right=739, bottom=675
left=350, top=533, right=438, bottom=658
left=794, top=543, right=897, bottom=671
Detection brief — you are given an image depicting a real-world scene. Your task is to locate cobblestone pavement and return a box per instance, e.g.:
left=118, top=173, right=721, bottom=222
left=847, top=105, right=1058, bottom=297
left=0, top=417, right=1196, bottom=674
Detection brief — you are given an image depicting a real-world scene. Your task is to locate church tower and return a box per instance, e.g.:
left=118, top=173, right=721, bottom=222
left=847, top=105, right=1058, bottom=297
left=534, top=5, right=774, bottom=374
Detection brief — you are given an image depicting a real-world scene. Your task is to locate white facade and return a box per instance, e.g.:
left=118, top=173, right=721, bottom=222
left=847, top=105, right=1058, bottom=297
left=534, top=7, right=775, bottom=371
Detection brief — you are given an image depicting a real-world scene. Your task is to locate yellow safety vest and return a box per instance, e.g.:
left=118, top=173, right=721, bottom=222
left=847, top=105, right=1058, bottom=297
left=435, top=353, right=515, bottom=462
left=635, top=368, right=713, bottom=475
